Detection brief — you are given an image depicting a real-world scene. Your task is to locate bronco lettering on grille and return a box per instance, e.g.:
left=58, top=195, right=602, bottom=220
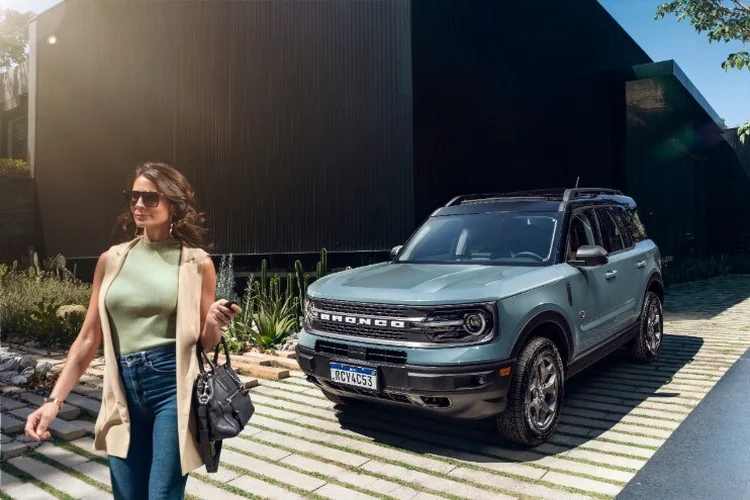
left=317, top=312, right=406, bottom=329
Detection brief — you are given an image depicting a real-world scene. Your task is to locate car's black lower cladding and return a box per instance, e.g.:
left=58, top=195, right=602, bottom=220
left=297, top=344, right=514, bottom=419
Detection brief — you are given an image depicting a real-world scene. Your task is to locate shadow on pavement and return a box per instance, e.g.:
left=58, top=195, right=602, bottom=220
left=331, top=333, right=704, bottom=466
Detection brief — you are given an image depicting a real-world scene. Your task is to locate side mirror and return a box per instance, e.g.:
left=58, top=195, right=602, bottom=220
left=571, top=245, right=608, bottom=267
left=390, top=245, right=403, bottom=259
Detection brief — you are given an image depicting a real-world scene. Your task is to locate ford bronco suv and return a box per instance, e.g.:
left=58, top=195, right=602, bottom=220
left=296, top=188, right=664, bottom=446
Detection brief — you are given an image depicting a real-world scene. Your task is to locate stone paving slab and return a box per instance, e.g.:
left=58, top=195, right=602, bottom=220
left=8, top=456, right=100, bottom=499
left=0, top=469, right=58, bottom=500
left=68, top=436, right=109, bottom=459
left=1, top=412, right=26, bottom=434
left=64, top=393, right=102, bottom=416
left=11, top=392, right=81, bottom=421
left=1, top=433, right=29, bottom=459
left=0, top=396, right=28, bottom=412
left=9, top=407, right=87, bottom=441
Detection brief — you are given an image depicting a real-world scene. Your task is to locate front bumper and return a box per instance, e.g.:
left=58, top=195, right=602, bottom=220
left=296, top=344, right=514, bottom=420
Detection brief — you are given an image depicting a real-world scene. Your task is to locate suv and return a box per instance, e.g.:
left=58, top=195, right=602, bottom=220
left=296, top=188, right=664, bottom=445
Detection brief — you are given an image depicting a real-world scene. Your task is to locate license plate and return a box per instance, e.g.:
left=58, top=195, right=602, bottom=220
left=329, top=363, right=378, bottom=391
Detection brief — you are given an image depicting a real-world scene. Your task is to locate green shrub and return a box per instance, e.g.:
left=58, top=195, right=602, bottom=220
left=0, top=272, right=91, bottom=343
left=16, top=301, right=85, bottom=348
left=0, top=158, right=29, bottom=178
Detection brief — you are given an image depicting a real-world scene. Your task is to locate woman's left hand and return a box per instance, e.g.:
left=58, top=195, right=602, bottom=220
left=206, top=299, right=241, bottom=330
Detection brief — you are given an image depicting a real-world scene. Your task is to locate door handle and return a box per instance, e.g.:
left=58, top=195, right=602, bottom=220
left=605, top=270, right=618, bottom=280
left=636, top=261, right=646, bottom=269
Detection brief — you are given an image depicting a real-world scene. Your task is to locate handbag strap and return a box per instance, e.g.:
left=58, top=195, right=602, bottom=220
left=196, top=336, right=232, bottom=374
left=196, top=399, right=222, bottom=472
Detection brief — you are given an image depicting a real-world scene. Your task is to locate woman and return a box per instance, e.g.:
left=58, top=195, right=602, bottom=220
left=24, top=162, right=239, bottom=499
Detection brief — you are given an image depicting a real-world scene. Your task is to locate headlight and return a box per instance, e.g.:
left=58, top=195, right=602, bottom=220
left=421, top=307, right=494, bottom=343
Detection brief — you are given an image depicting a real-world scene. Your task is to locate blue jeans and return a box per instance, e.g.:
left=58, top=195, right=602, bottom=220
left=108, top=345, right=187, bottom=500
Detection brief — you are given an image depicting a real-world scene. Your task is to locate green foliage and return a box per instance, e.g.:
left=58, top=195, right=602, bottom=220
left=0, top=257, right=91, bottom=341
left=0, top=9, right=34, bottom=71
left=656, top=0, right=750, bottom=141
left=0, top=158, right=29, bottom=178
left=216, top=254, right=239, bottom=302
left=17, top=301, right=85, bottom=348
left=251, top=278, right=297, bottom=350
left=217, top=248, right=350, bottom=352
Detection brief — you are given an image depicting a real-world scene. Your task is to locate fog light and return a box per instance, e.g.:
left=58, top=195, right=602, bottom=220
left=476, top=375, right=486, bottom=385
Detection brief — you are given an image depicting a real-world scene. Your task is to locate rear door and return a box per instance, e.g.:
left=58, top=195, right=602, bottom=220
left=596, top=206, right=641, bottom=330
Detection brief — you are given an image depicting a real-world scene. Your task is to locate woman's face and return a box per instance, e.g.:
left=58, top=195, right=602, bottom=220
left=130, top=175, right=172, bottom=231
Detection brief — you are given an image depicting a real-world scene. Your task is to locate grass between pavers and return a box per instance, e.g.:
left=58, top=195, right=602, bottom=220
left=233, top=434, right=468, bottom=500
left=0, top=461, right=75, bottom=500
left=552, top=430, right=660, bottom=453
left=252, top=391, right=652, bottom=471
left=246, top=418, right=616, bottom=499
left=55, top=440, right=108, bottom=466
left=189, top=473, right=263, bottom=500
left=28, top=451, right=111, bottom=493
left=256, top=389, right=664, bottom=457
left=224, top=443, right=436, bottom=500
left=216, top=461, right=336, bottom=500
left=0, top=490, right=13, bottom=500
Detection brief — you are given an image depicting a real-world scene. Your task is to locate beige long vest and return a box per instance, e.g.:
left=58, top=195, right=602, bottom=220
left=92, top=237, right=208, bottom=475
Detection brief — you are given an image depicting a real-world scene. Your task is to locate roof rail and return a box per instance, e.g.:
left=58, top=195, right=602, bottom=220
left=562, top=188, right=623, bottom=201
left=445, top=189, right=566, bottom=207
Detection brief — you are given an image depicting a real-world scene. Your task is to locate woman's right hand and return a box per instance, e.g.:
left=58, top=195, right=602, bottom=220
left=24, top=403, right=61, bottom=441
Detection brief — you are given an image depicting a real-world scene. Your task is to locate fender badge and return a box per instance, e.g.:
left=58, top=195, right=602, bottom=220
left=579, top=311, right=586, bottom=319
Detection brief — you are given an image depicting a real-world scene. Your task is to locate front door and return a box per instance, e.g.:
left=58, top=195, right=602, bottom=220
left=564, top=207, right=621, bottom=352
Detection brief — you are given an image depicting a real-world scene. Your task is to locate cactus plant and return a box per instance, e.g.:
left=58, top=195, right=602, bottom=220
left=260, top=259, right=268, bottom=297
left=286, top=271, right=294, bottom=301
left=320, top=248, right=328, bottom=278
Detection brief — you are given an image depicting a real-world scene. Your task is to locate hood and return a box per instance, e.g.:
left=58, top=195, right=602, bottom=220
left=308, top=262, right=562, bottom=304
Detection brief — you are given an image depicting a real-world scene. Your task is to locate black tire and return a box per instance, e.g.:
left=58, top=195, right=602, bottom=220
left=496, top=337, right=565, bottom=446
left=321, top=389, right=349, bottom=406
left=629, top=291, right=663, bottom=363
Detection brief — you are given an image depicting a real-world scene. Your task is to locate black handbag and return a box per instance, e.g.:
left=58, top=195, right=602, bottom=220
left=192, top=336, right=255, bottom=472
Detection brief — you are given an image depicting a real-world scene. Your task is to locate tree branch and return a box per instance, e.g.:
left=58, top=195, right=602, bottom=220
left=731, top=0, right=750, bottom=13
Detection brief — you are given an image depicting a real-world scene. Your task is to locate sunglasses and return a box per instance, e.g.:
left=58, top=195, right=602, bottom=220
left=124, top=190, right=162, bottom=208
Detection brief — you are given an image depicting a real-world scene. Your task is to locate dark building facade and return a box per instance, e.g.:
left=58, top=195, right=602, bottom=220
left=29, top=0, right=750, bottom=269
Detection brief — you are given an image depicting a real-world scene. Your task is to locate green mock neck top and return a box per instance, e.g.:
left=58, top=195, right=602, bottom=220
left=104, top=237, right=182, bottom=355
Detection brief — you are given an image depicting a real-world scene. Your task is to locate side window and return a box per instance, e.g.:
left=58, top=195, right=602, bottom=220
left=566, top=208, right=602, bottom=260
left=624, top=207, right=647, bottom=243
left=597, top=207, right=628, bottom=253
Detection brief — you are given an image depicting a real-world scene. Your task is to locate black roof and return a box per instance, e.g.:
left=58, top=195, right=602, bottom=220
left=432, top=188, right=636, bottom=216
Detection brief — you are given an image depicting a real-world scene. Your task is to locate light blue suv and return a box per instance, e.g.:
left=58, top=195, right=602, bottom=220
left=297, top=188, right=664, bottom=445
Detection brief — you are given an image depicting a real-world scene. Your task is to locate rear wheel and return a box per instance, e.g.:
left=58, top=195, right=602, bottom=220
left=629, top=291, right=663, bottom=362
left=496, top=337, right=564, bottom=446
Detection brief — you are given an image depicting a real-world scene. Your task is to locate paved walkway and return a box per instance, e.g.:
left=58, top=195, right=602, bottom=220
left=2, top=275, right=750, bottom=500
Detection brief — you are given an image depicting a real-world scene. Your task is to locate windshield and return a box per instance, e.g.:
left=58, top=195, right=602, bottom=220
left=396, top=212, right=562, bottom=266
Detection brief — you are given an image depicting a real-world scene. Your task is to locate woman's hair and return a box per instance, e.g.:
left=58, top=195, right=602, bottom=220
left=115, top=162, right=208, bottom=249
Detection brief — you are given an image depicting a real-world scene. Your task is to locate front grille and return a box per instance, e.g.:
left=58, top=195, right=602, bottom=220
left=312, top=298, right=411, bottom=318
left=316, top=340, right=407, bottom=364
left=321, top=322, right=410, bottom=342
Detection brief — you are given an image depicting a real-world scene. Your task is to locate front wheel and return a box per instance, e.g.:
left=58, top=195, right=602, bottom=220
left=496, top=337, right=564, bottom=446
left=629, top=291, right=663, bottom=362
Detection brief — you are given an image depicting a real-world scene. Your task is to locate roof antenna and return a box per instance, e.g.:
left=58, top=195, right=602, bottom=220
left=574, top=176, right=580, bottom=188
